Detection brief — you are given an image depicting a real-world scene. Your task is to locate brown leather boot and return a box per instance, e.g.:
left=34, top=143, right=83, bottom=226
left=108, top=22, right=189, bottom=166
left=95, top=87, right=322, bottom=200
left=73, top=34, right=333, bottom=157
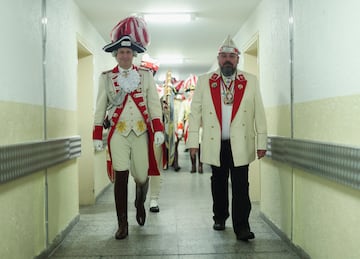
left=114, top=170, right=129, bottom=239
left=135, top=177, right=149, bottom=226
left=198, top=162, right=203, bottom=173
left=190, top=153, right=196, bottom=173
left=198, top=144, right=203, bottom=173
left=172, top=140, right=181, bottom=171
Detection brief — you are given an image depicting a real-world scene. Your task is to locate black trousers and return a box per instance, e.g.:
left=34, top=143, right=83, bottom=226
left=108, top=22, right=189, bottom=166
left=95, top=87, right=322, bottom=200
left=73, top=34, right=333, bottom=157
left=211, top=140, right=251, bottom=234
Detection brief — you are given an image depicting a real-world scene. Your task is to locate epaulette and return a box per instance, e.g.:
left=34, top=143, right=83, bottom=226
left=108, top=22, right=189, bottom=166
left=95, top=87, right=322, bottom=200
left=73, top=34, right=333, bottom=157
left=139, top=66, right=150, bottom=72
left=237, top=73, right=246, bottom=81
left=102, top=69, right=112, bottom=74
left=210, top=73, right=220, bottom=80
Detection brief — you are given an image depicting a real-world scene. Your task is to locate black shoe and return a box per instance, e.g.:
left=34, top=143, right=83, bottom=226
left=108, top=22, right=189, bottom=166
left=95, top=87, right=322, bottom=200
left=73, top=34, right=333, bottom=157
left=236, top=230, right=255, bottom=241
left=149, top=200, right=160, bottom=213
left=149, top=205, right=160, bottom=213
left=213, top=221, right=225, bottom=231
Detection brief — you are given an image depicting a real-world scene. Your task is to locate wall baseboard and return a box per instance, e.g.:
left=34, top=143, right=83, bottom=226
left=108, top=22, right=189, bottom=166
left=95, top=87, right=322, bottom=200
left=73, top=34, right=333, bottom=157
left=260, top=212, right=310, bottom=259
left=35, top=214, right=80, bottom=259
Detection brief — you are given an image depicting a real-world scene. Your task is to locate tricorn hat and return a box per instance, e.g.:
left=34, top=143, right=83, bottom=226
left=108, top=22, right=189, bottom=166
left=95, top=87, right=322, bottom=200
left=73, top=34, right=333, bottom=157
left=218, top=35, right=240, bottom=55
left=103, top=16, right=150, bottom=53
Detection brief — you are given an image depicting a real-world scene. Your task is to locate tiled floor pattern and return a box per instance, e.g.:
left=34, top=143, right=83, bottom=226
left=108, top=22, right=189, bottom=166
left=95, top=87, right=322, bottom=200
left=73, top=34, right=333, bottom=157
left=50, top=143, right=300, bottom=259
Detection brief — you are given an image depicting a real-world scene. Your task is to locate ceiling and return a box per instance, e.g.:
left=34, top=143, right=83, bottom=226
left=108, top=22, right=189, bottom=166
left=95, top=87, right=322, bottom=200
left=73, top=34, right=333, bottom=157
left=74, top=0, right=261, bottom=82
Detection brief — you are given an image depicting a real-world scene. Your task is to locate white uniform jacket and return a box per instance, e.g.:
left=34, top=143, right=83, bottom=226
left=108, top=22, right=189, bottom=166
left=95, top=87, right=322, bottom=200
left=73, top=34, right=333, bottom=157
left=93, top=65, right=163, bottom=176
left=186, top=69, right=267, bottom=167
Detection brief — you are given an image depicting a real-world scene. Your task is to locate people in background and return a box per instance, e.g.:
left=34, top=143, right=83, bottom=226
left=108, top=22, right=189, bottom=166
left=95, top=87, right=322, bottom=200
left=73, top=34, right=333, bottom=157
left=140, top=54, right=163, bottom=213
left=171, top=79, right=186, bottom=172
left=178, top=75, right=203, bottom=173
left=186, top=35, right=267, bottom=241
left=162, top=75, right=181, bottom=172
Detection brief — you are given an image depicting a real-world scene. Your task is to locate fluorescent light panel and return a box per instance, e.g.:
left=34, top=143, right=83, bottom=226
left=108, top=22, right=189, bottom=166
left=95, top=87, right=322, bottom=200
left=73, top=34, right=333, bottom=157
left=157, top=57, right=184, bottom=65
left=143, top=13, right=193, bottom=23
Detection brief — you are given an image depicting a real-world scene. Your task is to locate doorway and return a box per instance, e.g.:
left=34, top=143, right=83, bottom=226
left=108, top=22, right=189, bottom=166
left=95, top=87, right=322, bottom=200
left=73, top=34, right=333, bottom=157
left=243, top=33, right=261, bottom=202
left=77, top=40, right=95, bottom=205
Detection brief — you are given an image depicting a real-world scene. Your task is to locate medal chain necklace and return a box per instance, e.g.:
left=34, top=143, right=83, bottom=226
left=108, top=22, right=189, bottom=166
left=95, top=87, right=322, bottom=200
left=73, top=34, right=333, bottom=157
left=221, top=77, right=234, bottom=105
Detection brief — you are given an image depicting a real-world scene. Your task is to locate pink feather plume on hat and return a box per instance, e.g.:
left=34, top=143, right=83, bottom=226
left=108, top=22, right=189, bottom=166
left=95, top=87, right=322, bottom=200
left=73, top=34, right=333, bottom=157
left=110, top=16, right=150, bottom=49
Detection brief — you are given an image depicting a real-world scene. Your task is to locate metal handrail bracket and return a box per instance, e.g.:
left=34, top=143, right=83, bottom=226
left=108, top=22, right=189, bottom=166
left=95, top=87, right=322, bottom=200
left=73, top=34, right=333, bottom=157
left=0, top=136, right=81, bottom=184
left=266, top=136, right=360, bottom=190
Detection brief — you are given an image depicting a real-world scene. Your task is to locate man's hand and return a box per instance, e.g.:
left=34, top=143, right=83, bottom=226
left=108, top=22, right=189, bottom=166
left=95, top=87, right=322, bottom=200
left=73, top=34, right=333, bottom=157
left=257, top=149, right=267, bottom=159
left=162, top=100, right=168, bottom=111
left=177, top=129, right=183, bottom=139
left=154, top=131, right=165, bottom=146
left=93, top=140, right=103, bottom=151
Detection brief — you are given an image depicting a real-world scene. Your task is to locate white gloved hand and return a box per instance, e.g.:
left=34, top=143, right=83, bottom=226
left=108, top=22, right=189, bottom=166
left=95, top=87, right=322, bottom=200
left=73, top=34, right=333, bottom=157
left=154, top=131, right=165, bottom=146
left=177, top=129, right=183, bottom=139
left=93, top=140, right=103, bottom=151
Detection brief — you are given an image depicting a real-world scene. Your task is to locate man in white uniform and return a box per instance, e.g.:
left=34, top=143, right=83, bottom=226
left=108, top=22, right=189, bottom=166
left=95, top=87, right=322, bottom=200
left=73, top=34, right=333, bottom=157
left=93, top=16, right=164, bottom=239
left=186, top=36, right=267, bottom=241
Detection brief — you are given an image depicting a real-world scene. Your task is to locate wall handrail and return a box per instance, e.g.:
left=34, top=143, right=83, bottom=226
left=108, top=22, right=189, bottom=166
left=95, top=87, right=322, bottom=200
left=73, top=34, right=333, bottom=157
left=0, top=136, right=81, bottom=184
left=266, top=136, right=360, bottom=190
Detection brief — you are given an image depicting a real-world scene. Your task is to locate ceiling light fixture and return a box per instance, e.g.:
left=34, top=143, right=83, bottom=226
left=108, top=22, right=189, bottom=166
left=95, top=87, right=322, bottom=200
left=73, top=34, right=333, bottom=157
left=143, top=13, right=194, bottom=23
left=157, top=57, right=184, bottom=65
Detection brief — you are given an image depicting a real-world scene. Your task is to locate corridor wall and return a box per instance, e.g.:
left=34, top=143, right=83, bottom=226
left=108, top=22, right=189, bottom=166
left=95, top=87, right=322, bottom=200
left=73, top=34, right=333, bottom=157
left=235, top=0, right=360, bottom=258
left=0, top=0, right=113, bottom=258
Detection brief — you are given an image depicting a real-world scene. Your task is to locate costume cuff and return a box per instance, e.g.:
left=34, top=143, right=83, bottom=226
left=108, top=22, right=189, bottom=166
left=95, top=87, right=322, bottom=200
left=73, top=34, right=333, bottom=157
left=152, top=118, right=164, bottom=132
left=93, top=125, right=103, bottom=140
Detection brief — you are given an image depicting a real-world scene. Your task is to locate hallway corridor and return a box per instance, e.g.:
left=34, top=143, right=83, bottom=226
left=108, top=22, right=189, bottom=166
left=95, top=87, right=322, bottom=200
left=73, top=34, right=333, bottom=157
left=49, top=143, right=300, bottom=258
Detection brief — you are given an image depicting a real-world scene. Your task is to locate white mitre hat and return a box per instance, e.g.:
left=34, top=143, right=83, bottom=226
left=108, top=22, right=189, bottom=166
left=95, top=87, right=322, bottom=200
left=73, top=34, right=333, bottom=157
left=218, top=35, right=240, bottom=55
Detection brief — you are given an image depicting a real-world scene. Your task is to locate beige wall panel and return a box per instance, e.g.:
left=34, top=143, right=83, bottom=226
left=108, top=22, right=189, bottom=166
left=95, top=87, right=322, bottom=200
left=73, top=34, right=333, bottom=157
left=293, top=169, right=360, bottom=259
left=46, top=108, right=78, bottom=138
left=261, top=159, right=293, bottom=238
left=0, top=173, right=45, bottom=259
left=45, top=108, right=80, bottom=240
left=0, top=101, right=43, bottom=145
left=94, top=151, right=111, bottom=198
left=292, top=95, right=360, bottom=258
left=265, top=105, right=291, bottom=137
left=47, top=161, right=79, bottom=242
left=294, top=95, right=360, bottom=145
left=259, top=105, right=292, bottom=237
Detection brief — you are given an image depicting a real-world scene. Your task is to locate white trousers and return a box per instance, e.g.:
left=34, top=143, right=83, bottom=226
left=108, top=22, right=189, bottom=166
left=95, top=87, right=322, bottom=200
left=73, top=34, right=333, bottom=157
left=149, top=144, right=163, bottom=200
left=110, top=131, right=148, bottom=184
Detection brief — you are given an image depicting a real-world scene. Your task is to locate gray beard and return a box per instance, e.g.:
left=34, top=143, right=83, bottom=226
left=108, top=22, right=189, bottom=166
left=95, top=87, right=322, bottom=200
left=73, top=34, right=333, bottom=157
left=221, top=65, right=236, bottom=77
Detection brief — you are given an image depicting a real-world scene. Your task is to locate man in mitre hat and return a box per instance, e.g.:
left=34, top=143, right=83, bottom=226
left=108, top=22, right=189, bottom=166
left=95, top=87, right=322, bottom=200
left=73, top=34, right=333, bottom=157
left=186, top=35, right=267, bottom=241
left=92, top=16, right=165, bottom=240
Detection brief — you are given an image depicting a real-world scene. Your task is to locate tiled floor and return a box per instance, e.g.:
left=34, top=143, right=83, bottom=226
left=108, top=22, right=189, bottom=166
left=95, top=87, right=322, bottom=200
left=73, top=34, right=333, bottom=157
left=49, top=143, right=300, bottom=258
